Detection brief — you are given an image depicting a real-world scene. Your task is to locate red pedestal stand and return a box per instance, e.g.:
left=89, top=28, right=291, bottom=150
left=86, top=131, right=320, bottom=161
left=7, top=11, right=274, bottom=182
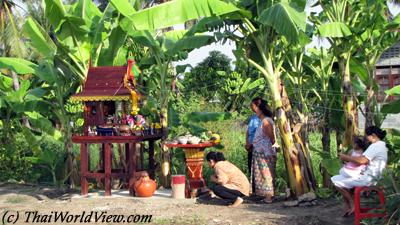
left=72, top=134, right=162, bottom=196
left=165, top=142, right=216, bottom=198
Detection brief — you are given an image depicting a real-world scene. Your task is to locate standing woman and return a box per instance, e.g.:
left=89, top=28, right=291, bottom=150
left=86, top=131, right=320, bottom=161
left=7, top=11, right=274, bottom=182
left=245, top=97, right=262, bottom=192
left=252, top=99, right=277, bottom=203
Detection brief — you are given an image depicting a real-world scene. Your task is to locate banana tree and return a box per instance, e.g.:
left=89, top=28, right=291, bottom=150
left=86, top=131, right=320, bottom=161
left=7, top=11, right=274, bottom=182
left=315, top=0, right=400, bottom=146
left=0, top=0, right=32, bottom=129
left=221, top=71, right=265, bottom=112
left=222, top=0, right=317, bottom=197
left=0, top=64, right=53, bottom=143
left=305, top=48, right=345, bottom=187
left=281, top=32, right=316, bottom=144
left=0, top=56, right=82, bottom=186
left=313, top=0, right=366, bottom=147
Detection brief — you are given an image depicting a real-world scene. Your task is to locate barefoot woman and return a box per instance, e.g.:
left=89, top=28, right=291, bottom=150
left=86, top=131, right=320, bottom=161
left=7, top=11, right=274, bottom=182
left=206, top=152, right=250, bottom=207
left=252, top=99, right=277, bottom=203
left=331, top=126, right=388, bottom=216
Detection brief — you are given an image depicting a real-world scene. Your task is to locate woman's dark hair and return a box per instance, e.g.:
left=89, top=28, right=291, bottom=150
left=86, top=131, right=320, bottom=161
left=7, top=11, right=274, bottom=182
left=251, top=97, right=263, bottom=104
left=365, top=126, right=386, bottom=140
left=251, top=97, right=273, bottom=117
left=206, top=151, right=225, bottom=162
left=353, top=136, right=366, bottom=151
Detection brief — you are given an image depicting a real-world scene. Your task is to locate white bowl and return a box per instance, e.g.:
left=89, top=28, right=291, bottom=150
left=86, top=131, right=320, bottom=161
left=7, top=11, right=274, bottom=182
left=188, top=136, right=201, bottom=144
left=177, top=137, right=188, bottom=144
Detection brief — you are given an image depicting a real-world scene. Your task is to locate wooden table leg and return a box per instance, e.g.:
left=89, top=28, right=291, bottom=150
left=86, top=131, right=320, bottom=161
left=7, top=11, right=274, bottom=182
left=104, top=143, right=111, bottom=196
left=127, top=143, right=135, bottom=196
left=80, top=143, right=88, bottom=196
left=148, top=140, right=155, bottom=180
left=140, top=144, right=144, bottom=171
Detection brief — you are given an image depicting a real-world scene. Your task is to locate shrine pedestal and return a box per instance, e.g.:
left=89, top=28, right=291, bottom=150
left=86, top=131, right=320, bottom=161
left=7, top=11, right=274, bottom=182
left=165, top=142, right=216, bottom=198
left=72, top=135, right=162, bottom=196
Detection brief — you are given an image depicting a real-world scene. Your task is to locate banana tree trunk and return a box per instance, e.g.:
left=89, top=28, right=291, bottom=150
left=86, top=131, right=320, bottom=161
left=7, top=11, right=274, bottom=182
left=364, top=66, right=376, bottom=128
left=56, top=93, right=79, bottom=188
left=252, top=58, right=316, bottom=197
left=280, top=83, right=317, bottom=192
left=335, top=129, right=342, bottom=153
left=61, top=115, right=79, bottom=188
left=364, top=85, right=375, bottom=128
left=11, top=71, right=30, bottom=128
left=158, top=61, right=171, bottom=188
left=340, top=55, right=358, bottom=147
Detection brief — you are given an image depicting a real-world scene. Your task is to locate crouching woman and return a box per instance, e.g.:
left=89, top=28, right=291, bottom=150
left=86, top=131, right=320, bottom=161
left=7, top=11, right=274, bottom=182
left=206, top=151, right=250, bottom=207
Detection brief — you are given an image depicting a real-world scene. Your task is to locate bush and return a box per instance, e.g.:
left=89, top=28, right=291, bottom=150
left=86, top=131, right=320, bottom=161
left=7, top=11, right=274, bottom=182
left=0, top=133, right=34, bottom=182
left=31, top=135, right=66, bottom=185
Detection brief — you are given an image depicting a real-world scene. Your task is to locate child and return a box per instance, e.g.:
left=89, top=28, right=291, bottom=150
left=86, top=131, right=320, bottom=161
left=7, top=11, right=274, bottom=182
left=339, top=137, right=367, bottom=178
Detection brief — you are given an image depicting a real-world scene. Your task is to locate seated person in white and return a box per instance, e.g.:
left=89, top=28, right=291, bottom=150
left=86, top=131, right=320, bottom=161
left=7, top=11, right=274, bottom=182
left=331, top=126, right=388, bottom=217
left=339, top=137, right=366, bottom=178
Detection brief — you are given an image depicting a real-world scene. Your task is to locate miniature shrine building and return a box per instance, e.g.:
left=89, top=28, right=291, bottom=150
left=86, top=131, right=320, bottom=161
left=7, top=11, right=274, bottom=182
left=71, top=61, right=162, bottom=196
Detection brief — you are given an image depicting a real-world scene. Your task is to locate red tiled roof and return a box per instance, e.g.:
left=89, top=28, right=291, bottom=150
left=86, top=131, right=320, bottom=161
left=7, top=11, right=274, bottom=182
left=71, top=66, right=132, bottom=101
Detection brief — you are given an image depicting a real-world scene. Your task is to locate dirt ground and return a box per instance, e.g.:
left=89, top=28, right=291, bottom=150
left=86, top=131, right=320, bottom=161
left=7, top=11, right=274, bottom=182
left=0, top=183, right=354, bottom=225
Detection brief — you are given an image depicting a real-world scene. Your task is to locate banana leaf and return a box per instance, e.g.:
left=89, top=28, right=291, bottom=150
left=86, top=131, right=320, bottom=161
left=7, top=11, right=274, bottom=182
left=385, top=85, right=400, bottom=96
left=109, top=0, right=136, bottom=17
left=0, top=73, right=13, bottom=92
left=97, top=26, right=128, bottom=66
left=115, top=0, right=245, bottom=32
left=25, top=111, right=54, bottom=135
left=90, top=4, right=116, bottom=65
left=165, top=34, right=215, bottom=56
left=44, top=0, right=67, bottom=30
left=23, top=17, right=57, bottom=59
left=130, top=30, right=159, bottom=49
left=0, top=57, right=38, bottom=74
left=71, top=0, right=102, bottom=27
left=320, top=158, right=341, bottom=176
left=317, top=22, right=352, bottom=38
left=259, top=2, right=307, bottom=43
left=381, top=99, right=400, bottom=114
left=386, top=14, right=400, bottom=30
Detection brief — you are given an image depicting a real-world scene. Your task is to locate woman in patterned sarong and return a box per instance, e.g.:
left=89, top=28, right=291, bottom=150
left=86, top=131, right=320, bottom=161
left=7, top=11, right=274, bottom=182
left=251, top=99, right=277, bottom=203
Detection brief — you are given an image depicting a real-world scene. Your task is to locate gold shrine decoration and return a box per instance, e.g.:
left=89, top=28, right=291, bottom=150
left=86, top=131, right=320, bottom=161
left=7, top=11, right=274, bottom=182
left=184, top=148, right=205, bottom=159
left=70, top=95, right=130, bottom=102
left=130, top=90, right=139, bottom=115
left=123, top=70, right=139, bottom=115
left=123, top=59, right=141, bottom=115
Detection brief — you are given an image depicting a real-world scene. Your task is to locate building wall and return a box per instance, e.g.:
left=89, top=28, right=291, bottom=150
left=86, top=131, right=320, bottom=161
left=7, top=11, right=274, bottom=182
left=375, top=66, right=400, bottom=102
left=358, top=43, right=400, bottom=129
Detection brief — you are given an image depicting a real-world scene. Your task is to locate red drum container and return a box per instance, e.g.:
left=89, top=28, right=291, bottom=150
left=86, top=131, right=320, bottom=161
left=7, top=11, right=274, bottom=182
left=171, top=175, right=186, bottom=199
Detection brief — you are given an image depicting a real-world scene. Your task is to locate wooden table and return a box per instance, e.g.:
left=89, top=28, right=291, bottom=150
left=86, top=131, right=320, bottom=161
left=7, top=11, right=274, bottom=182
left=165, top=142, right=217, bottom=197
left=72, top=134, right=162, bottom=196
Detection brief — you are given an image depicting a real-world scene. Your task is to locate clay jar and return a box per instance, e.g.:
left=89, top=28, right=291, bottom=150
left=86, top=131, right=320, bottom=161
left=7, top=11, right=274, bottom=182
left=118, top=125, right=131, bottom=136
left=134, top=171, right=156, bottom=197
